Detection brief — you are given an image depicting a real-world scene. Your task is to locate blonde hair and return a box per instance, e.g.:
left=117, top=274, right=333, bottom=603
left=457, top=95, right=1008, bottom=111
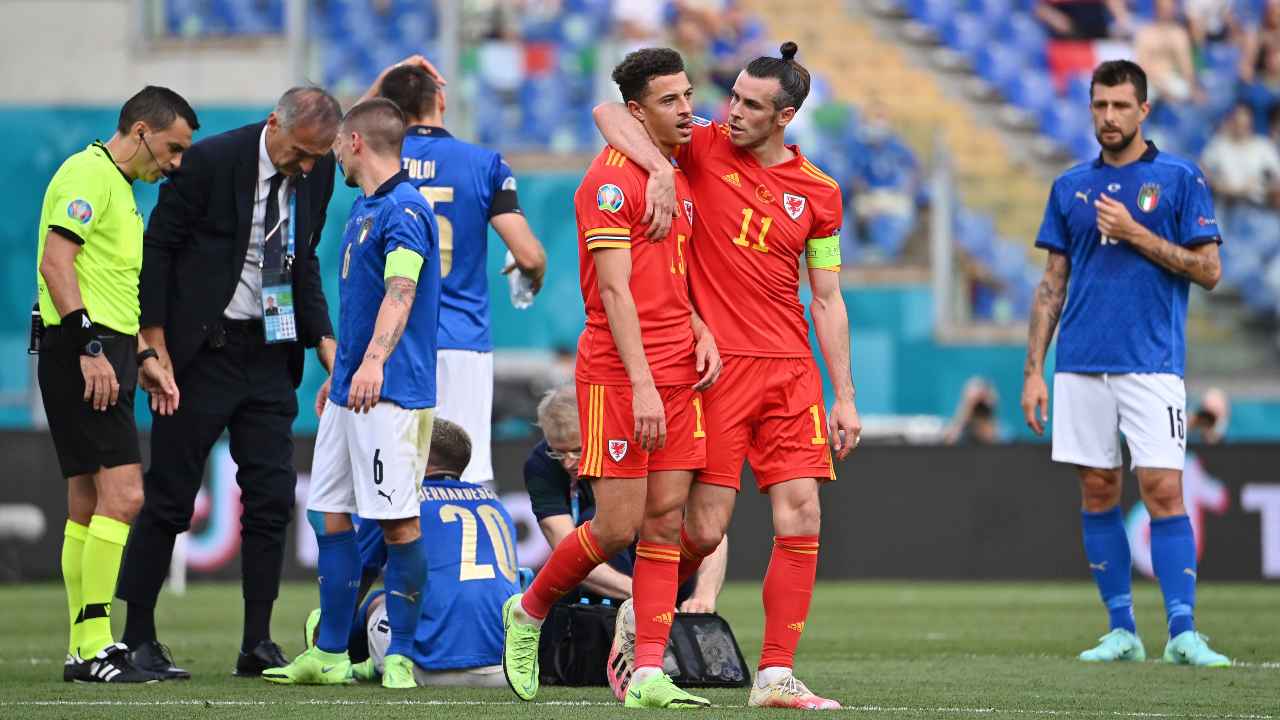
left=536, top=385, right=578, bottom=444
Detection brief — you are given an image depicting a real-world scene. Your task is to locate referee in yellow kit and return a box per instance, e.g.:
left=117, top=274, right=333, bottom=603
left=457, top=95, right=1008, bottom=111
left=35, top=86, right=196, bottom=683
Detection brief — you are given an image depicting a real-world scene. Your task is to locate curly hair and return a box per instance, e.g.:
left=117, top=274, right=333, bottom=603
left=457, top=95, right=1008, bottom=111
left=612, top=47, right=686, bottom=103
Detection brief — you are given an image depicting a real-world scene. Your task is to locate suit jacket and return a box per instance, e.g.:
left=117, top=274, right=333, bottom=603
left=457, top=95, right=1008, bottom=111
left=140, top=121, right=335, bottom=387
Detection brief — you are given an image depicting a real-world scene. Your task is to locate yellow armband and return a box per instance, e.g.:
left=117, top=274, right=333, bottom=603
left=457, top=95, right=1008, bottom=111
left=385, top=247, right=424, bottom=280
left=805, top=235, right=841, bottom=270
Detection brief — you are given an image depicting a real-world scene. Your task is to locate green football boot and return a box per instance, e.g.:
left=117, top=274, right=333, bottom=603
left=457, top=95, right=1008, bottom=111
left=624, top=672, right=711, bottom=709
left=1163, top=631, right=1231, bottom=667
left=381, top=653, right=416, bottom=689
left=501, top=593, right=541, bottom=701
left=350, top=658, right=378, bottom=682
left=1079, top=629, right=1147, bottom=662
left=262, top=646, right=352, bottom=685
left=303, top=608, right=321, bottom=651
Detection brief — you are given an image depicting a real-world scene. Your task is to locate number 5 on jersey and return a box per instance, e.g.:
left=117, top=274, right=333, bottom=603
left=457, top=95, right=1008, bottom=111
left=418, top=186, right=454, bottom=277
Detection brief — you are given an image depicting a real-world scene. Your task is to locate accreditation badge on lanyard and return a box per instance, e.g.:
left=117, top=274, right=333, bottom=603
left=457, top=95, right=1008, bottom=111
left=261, top=190, right=298, bottom=343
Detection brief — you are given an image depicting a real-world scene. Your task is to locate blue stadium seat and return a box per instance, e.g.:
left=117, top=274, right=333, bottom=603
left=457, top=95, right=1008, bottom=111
left=943, top=12, right=990, bottom=60
left=998, top=13, right=1048, bottom=66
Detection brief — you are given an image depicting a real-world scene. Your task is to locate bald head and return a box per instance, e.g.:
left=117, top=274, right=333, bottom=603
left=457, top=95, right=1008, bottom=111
left=341, top=98, right=406, bottom=158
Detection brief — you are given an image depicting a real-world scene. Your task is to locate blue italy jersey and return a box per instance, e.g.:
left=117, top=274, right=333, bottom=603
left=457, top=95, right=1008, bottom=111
left=331, top=171, right=441, bottom=409
left=401, top=126, right=521, bottom=353
left=356, top=476, right=520, bottom=671
left=1035, top=142, right=1221, bottom=376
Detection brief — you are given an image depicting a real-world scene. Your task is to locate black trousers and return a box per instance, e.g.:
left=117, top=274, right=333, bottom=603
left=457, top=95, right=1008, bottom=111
left=117, top=326, right=299, bottom=623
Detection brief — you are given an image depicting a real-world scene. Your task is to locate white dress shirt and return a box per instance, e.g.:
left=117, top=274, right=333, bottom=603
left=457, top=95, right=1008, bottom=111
left=225, top=127, right=292, bottom=320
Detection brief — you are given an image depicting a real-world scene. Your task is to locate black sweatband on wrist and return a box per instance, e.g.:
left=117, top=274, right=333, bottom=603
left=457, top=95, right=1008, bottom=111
left=61, top=308, right=94, bottom=349
left=137, top=348, right=159, bottom=365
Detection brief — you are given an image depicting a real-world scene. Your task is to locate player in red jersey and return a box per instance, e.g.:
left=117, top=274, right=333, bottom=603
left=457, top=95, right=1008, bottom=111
left=593, top=42, right=862, bottom=710
left=501, top=48, right=721, bottom=709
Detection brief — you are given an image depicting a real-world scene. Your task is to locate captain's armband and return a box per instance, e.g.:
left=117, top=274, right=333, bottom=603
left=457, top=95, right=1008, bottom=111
left=805, top=235, right=841, bottom=270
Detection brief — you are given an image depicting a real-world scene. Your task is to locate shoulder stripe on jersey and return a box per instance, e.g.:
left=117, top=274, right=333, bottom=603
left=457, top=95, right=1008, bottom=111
left=586, top=239, right=631, bottom=249
left=800, top=161, right=839, bottom=190
left=584, top=226, right=631, bottom=238
left=605, top=149, right=628, bottom=168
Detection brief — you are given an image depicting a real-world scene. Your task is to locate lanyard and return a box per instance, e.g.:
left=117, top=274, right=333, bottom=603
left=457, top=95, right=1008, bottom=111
left=259, top=183, right=297, bottom=272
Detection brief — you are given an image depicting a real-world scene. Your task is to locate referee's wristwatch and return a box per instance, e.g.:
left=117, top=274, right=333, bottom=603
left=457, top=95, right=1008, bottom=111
left=82, top=339, right=103, bottom=357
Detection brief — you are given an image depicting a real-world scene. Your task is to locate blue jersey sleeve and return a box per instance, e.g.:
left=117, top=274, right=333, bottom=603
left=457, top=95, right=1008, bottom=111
left=1179, top=169, right=1222, bottom=247
left=384, top=201, right=434, bottom=260
left=489, top=155, right=522, bottom=217
left=1035, top=180, right=1069, bottom=253
left=355, top=517, right=388, bottom=572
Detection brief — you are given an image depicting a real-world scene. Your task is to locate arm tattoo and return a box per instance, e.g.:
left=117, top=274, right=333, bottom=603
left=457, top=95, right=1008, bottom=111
left=1025, top=254, right=1069, bottom=377
left=1135, top=236, right=1219, bottom=287
left=363, top=277, right=417, bottom=362
left=385, top=275, right=418, bottom=307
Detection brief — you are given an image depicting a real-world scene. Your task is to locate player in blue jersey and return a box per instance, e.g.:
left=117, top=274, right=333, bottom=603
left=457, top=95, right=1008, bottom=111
left=350, top=418, right=518, bottom=687
left=362, top=57, right=548, bottom=488
left=266, top=99, right=442, bottom=688
left=1021, top=61, right=1229, bottom=668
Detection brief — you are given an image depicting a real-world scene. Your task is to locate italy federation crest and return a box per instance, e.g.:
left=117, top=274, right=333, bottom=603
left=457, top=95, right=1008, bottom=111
left=1137, top=183, right=1161, bottom=213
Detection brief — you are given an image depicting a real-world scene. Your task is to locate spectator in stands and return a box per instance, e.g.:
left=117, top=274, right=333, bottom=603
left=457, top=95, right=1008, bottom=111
left=1189, top=387, right=1230, bottom=444
left=849, top=102, right=918, bottom=262
left=1186, top=0, right=1241, bottom=49
left=1135, top=0, right=1205, bottom=105
left=1240, top=0, right=1280, bottom=82
left=615, top=0, right=667, bottom=53
left=1036, top=0, right=1132, bottom=40
left=943, top=377, right=1007, bottom=445
left=1201, top=102, right=1280, bottom=255
left=1241, top=46, right=1280, bottom=134
left=523, top=386, right=727, bottom=612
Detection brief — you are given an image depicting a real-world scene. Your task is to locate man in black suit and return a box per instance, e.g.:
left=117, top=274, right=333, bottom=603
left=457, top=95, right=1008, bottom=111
left=117, top=86, right=342, bottom=679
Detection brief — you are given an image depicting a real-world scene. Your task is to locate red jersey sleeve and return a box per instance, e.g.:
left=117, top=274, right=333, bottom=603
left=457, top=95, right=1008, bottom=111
left=673, top=117, right=723, bottom=172
left=799, top=157, right=844, bottom=240
left=576, top=149, right=643, bottom=251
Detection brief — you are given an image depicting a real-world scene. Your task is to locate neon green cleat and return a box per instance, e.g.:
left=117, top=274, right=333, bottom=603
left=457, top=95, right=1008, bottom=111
left=262, top=646, right=352, bottom=685
left=501, top=593, right=541, bottom=701
left=350, top=658, right=378, bottom=682
left=1163, top=631, right=1231, bottom=667
left=624, top=672, right=711, bottom=709
left=1079, top=629, right=1146, bottom=662
left=303, top=608, right=321, bottom=651
left=381, top=653, right=416, bottom=689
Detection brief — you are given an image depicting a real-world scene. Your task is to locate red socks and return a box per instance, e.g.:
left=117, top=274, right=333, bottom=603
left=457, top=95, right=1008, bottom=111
left=677, top=527, right=714, bottom=585
left=522, top=521, right=608, bottom=620
left=633, top=541, right=681, bottom=668
left=759, top=535, right=819, bottom=669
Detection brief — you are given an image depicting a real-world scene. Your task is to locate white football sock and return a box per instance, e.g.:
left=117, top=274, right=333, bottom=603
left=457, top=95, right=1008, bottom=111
left=631, top=665, right=662, bottom=686
left=756, top=666, right=792, bottom=688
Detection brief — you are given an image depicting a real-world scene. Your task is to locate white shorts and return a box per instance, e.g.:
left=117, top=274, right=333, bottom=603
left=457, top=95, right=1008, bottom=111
left=435, top=349, right=494, bottom=486
left=1051, top=372, right=1187, bottom=471
left=307, top=403, right=435, bottom=520
left=366, top=601, right=505, bottom=687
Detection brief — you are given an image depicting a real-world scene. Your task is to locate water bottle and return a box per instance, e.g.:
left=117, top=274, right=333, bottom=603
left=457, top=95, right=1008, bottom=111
left=506, top=250, right=534, bottom=309
left=28, top=301, right=43, bottom=355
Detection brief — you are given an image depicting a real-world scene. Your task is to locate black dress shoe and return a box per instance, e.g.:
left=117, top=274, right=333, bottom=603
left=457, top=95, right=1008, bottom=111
left=234, top=640, right=289, bottom=677
left=130, top=640, right=191, bottom=680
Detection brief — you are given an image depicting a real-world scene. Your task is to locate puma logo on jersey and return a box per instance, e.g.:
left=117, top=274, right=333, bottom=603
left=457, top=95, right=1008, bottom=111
left=787, top=621, right=806, bottom=633
left=722, top=172, right=741, bottom=187
left=652, top=612, right=674, bottom=626
left=390, top=590, right=420, bottom=603
left=1075, top=189, right=1092, bottom=204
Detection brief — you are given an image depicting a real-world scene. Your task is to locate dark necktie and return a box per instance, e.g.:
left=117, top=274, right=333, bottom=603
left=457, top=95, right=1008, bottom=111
left=262, top=172, right=286, bottom=272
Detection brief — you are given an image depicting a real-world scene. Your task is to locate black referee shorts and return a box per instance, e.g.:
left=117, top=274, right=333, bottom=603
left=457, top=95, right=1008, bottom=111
left=37, top=323, right=141, bottom=478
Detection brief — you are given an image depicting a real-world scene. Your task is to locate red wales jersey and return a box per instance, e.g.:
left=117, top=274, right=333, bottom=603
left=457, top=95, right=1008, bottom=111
left=574, top=146, right=698, bottom=386
left=675, top=118, right=844, bottom=357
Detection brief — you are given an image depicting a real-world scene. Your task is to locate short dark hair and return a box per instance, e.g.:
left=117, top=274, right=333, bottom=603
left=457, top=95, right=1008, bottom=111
left=745, top=41, right=811, bottom=112
left=429, top=418, right=472, bottom=477
left=116, top=85, right=199, bottom=134
left=276, top=86, right=343, bottom=131
left=380, top=65, right=438, bottom=120
left=612, top=48, right=686, bottom=103
left=1090, top=60, right=1148, bottom=104
left=341, top=98, right=406, bottom=156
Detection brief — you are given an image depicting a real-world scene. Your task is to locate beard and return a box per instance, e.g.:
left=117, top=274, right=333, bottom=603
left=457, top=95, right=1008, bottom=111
left=1096, top=125, right=1138, bottom=153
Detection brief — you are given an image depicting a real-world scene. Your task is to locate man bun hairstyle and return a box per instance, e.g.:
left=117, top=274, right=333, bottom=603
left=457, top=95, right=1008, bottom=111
left=1090, top=59, right=1148, bottom=104
left=612, top=47, right=686, bottom=104
left=746, top=41, right=811, bottom=112
left=380, top=64, right=439, bottom=121
left=117, top=85, right=200, bottom=134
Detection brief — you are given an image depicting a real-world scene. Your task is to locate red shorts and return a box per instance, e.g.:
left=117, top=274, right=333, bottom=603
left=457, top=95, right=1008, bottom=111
left=700, top=355, right=835, bottom=492
left=576, top=382, right=707, bottom=479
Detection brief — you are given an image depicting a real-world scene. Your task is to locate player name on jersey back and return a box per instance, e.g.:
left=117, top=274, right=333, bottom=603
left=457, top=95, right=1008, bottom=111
left=573, top=147, right=698, bottom=386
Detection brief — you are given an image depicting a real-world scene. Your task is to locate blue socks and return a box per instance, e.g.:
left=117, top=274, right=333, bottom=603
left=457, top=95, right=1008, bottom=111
left=1150, top=515, right=1197, bottom=638
left=384, top=537, right=427, bottom=658
left=315, top=529, right=361, bottom=654
left=1081, top=508, right=1136, bottom=633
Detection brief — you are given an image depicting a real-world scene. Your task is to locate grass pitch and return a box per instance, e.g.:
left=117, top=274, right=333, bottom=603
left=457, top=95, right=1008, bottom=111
left=0, top=581, right=1276, bottom=719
